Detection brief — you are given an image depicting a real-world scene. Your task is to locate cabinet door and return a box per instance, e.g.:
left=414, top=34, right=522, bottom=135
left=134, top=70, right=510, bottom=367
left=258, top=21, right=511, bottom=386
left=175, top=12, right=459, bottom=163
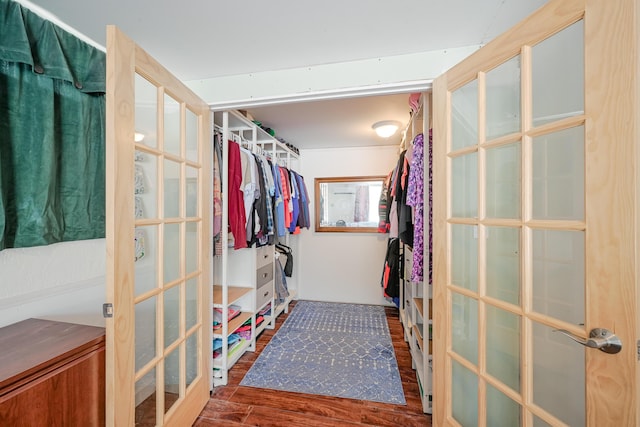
left=432, top=0, right=638, bottom=425
left=105, top=26, right=211, bottom=426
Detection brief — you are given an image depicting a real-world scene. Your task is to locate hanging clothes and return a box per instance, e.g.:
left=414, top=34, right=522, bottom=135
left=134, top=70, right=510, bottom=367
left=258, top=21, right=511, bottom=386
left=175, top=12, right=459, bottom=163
left=387, top=149, right=413, bottom=246
left=223, top=136, right=309, bottom=246
left=238, top=146, right=256, bottom=245
left=293, top=171, right=311, bottom=230
left=427, top=130, right=433, bottom=285
left=252, top=153, right=269, bottom=246
left=256, top=154, right=275, bottom=244
left=397, top=152, right=414, bottom=247
left=213, top=133, right=223, bottom=255
left=406, top=133, right=425, bottom=282
left=227, top=141, right=247, bottom=250
left=379, top=128, right=432, bottom=305
left=279, top=167, right=292, bottom=230
left=381, top=237, right=400, bottom=299
left=386, top=152, right=402, bottom=238
left=287, top=168, right=300, bottom=233
left=272, top=162, right=285, bottom=237
left=377, top=170, right=392, bottom=233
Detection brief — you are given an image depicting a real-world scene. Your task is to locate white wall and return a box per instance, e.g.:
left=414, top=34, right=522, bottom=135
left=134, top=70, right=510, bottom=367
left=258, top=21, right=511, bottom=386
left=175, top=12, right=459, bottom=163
left=188, top=47, right=479, bottom=109
left=0, top=239, right=106, bottom=328
left=297, top=145, right=399, bottom=305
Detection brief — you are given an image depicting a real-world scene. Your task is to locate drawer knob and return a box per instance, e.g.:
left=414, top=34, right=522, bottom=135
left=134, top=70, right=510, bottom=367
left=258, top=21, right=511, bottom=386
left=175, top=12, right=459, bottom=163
left=263, top=273, right=268, bottom=278
left=263, top=291, right=269, bottom=297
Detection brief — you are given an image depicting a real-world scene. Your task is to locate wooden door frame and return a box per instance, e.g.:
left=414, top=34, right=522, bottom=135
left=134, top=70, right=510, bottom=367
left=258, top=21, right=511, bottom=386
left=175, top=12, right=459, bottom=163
left=105, top=26, right=211, bottom=426
left=432, top=0, right=638, bottom=424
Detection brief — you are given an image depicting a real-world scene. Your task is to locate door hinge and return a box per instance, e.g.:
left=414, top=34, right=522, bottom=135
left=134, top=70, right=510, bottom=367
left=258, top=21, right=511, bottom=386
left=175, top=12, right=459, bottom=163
left=103, top=303, right=114, bottom=318
left=637, top=340, right=640, bottom=361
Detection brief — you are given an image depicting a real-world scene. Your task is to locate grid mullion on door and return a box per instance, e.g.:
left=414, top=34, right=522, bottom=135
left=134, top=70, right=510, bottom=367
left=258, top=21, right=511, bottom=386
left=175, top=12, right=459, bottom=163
left=156, top=84, right=167, bottom=423
left=520, top=42, right=534, bottom=426
left=476, top=70, right=488, bottom=427
left=179, top=103, right=187, bottom=401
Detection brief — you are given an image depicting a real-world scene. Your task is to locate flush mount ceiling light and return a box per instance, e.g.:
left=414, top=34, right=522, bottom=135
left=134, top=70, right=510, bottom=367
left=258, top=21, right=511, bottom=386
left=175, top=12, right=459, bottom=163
left=134, top=131, right=145, bottom=142
left=372, top=120, right=400, bottom=138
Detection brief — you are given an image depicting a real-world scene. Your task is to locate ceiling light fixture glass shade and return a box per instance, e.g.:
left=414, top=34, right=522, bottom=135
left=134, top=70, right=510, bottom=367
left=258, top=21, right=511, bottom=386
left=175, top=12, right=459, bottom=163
left=372, top=120, right=400, bottom=138
left=134, top=132, right=145, bottom=142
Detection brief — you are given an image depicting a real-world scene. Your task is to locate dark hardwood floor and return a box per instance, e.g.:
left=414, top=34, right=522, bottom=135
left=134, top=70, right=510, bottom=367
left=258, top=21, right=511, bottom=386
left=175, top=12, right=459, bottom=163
left=194, top=301, right=432, bottom=427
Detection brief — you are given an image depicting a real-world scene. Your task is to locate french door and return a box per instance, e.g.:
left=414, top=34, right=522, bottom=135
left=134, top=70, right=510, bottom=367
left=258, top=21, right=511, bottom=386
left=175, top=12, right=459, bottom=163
left=105, top=26, right=211, bottom=426
left=432, top=0, right=638, bottom=425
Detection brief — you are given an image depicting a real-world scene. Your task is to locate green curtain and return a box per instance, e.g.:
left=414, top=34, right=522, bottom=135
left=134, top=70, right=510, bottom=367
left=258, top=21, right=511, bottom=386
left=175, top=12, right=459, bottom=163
left=0, top=0, right=106, bottom=250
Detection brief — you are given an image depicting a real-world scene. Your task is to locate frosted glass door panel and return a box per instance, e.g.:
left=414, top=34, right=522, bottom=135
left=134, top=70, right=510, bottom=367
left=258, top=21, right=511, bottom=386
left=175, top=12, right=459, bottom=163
left=532, top=322, right=585, bottom=427
left=186, top=167, right=198, bottom=218
left=451, top=79, right=478, bottom=151
left=164, top=223, right=181, bottom=284
left=186, top=333, right=198, bottom=387
left=186, top=222, right=198, bottom=275
left=135, top=74, right=157, bottom=149
left=135, top=225, right=158, bottom=296
left=135, top=154, right=158, bottom=219
left=532, top=126, right=585, bottom=220
left=486, top=305, right=520, bottom=391
left=451, top=225, right=478, bottom=291
left=452, top=359, right=478, bottom=427
left=186, top=278, right=198, bottom=330
left=164, top=347, right=180, bottom=413
left=532, top=230, right=585, bottom=325
left=164, top=159, right=181, bottom=219
left=452, top=293, right=478, bottom=365
left=486, top=56, right=521, bottom=140
left=135, top=296, right=157, bottom=371
left=164, top=94, right=180, bottom=156
left=136, top=367, right=156, bottom=408
left=487, top=383, right=520, bottom=427
left=532, top=21, right=584, bottom=126
left=164, top=284, right=180, bottom=349
left=533, top=416, right=553, bottom=427
left=486, top=142, right=521, bottom=219
left=486, top=226, right=520, bottom=305
left=451, top=153, right=478, bottom=218
left=185, top=109, right=198, bottom=162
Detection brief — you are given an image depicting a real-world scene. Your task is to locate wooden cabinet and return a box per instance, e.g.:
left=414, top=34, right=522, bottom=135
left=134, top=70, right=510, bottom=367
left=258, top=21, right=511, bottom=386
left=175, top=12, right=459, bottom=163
left=0, top=318, right=105, bottom=426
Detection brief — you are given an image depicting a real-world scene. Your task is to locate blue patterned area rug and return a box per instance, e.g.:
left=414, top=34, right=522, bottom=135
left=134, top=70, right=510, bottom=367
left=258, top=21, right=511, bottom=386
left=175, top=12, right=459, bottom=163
left=240, top=300, right=406, bottom=405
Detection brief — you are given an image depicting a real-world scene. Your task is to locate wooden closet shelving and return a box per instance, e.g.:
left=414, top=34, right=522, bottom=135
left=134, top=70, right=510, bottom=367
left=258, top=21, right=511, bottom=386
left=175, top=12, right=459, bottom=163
left=398, top=92, right=432, bottom=414
left=213, top=284, right=252, bottom=305
left=211, top=109, right=299, bottom=387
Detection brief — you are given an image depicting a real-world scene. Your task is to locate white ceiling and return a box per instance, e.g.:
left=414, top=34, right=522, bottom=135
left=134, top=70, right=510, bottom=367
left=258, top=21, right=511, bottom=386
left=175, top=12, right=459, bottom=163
left=23, top=0, right=548, bottom=149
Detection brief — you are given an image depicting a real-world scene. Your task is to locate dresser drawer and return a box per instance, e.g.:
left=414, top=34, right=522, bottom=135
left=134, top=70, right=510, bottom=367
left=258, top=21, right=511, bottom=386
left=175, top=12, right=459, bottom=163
left=256, top=281, right=273, bottom=309
left=256, top=245, right=274, bottom=269
left=256, top=263, right=274, bottom=287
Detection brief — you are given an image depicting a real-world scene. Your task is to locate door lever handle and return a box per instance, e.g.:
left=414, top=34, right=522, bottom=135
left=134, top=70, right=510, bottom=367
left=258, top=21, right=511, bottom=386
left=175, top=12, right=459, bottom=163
left=553, top=328, right=622, bottom=354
